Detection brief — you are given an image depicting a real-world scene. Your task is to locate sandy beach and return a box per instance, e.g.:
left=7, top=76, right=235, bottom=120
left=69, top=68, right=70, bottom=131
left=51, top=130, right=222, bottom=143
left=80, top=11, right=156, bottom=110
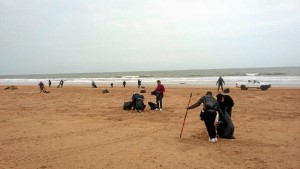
left=0, top=85, right=299, bottom=169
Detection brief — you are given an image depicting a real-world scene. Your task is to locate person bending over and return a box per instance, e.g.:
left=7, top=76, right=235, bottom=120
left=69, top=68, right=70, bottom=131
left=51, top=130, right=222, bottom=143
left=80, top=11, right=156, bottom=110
left=187, top=91, right=223, bottom=143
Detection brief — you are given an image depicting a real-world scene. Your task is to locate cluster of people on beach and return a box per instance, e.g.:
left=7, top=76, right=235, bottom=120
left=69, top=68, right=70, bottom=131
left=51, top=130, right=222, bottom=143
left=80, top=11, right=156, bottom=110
left=38, top=80, right=64, bottom=93
left=37, top=77, right=234, bottom=143
left=187, top=89, right=235, bottom=143
left=123, top=80, right=165, bottom=112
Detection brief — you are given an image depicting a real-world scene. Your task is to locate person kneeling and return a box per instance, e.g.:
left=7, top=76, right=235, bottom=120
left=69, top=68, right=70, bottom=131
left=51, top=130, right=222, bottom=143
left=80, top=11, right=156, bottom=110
left=132, top=93, right=146, bottom=113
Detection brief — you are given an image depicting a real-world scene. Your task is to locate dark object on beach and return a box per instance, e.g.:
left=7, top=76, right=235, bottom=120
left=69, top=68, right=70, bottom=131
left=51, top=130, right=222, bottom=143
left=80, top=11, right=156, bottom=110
left=148, top=101, right=157, bottom=110
left=217, top=111, right=235, bottom=139
left=38, top=81, right=50, bottom=93
left=4, top=86, right=18, bottom=90
left=102, top=89, right=109, bottom=94
left=123, top=81, right=126, bottom=88
left=57, top=80, right=64, bottom=88
left=140, top=86, right=146, bottom=93
left=224, top=88, right=230, bottom=93
left=92, top=81, right=97, bottom=88
left=151, top=91, right=157, bottom=95
left=138, top=79, right=142, bottom=88
left=134, top=99, right=146, bottom=112
left=123, top=101, right=133, bottom=110
left=131, top=93, right=146, bottom=112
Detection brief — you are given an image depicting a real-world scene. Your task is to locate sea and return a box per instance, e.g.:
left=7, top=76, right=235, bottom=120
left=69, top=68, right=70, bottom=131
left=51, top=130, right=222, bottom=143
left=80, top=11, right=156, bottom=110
left=0, top=67, right=300, bottom=87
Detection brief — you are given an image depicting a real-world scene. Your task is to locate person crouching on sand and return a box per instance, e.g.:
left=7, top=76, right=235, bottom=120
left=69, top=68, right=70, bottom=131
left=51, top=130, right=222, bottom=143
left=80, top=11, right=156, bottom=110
left=38, top=81, right=49, bottom=93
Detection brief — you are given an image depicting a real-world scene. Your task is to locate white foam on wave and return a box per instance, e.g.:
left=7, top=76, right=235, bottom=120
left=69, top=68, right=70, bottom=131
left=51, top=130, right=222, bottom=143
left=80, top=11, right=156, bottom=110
left=1, top=75, right=300, bottom=86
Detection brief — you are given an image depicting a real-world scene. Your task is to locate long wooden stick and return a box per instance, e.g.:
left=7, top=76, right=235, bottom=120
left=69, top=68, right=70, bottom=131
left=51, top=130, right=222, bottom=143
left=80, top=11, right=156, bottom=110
left=180, top=93, right=193, bottom=138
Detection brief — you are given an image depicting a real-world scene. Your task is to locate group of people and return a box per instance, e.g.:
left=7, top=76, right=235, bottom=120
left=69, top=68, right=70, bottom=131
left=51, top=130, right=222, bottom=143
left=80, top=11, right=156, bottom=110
left=38, top=80, right=64, bottom=93
left=122, top=79, right=142, bottom=88
left=92, top=79, right=142, bottom=88
left=122, top=77, right=233, bottom=143
left=40, top=77, right=233, bottom=143
left=124, top=80, right=165, bottom=112
left=187, top=89, right=235, bottom=143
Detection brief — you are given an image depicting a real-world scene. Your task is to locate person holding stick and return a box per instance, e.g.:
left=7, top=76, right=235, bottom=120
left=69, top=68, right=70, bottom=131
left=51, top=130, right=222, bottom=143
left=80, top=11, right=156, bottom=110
left=187, top=91, right=223, bottom=143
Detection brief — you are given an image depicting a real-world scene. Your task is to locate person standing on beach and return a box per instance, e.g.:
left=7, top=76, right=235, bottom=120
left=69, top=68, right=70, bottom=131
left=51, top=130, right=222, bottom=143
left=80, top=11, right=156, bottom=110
left=138, top=79, right=142, bottom=88
left=153, top=80, right=165, bottom=111
left=216, top=76, right=225, bottom=92
left=187, top=91, right=223, bottom=143
left=111, top=83, right=113, bottom=88
left=123, top=81, right=126, bottom=88
left=48, top=80, right=51, bottom=88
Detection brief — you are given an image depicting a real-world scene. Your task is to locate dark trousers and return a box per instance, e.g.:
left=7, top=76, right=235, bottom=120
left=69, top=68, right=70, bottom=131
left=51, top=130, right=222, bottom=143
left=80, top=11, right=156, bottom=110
left=227, top=108, right=232, bottom=117
left=156, top=95, right=163, bottom=109
left=204, top=111, right=217, bottom=139
left=218, top=85, right=223, bottom=91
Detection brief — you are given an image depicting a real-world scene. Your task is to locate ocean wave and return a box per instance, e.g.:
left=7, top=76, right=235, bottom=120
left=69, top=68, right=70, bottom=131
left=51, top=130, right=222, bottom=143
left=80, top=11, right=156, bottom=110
left=259, top=73, right=287, bottom=76
left=121, top=76, right=139, bottom=78
left=139, top=75, right=153, bottom=78
left=1, top=75, right=300, bottom=86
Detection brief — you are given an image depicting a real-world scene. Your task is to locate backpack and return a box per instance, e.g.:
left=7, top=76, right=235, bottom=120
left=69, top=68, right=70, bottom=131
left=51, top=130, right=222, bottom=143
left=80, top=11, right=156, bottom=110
left=132, top=93, right=144, bottom=101
left=204, top=96, right=218, bottom=111
left=134, top=99, right=145, bottom=111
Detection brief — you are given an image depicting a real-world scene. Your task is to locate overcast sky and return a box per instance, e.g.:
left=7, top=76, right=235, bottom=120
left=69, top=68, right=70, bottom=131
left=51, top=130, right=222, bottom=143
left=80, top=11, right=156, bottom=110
left=0, top=0, right=299, bottom=75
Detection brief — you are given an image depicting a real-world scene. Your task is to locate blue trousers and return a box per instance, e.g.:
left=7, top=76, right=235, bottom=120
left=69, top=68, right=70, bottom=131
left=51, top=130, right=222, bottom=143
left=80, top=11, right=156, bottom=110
left=156, top=95, right=164, bottom=109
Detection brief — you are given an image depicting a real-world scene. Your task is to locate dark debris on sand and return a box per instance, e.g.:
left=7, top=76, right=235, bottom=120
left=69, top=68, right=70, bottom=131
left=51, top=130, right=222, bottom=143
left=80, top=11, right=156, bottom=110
left=4, top=86, right=18, bottom=90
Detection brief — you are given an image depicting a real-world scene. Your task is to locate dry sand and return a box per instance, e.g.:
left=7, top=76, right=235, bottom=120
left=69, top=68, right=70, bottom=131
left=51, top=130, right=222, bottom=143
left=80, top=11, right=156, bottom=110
left=0, top=85, right=299, bottom=169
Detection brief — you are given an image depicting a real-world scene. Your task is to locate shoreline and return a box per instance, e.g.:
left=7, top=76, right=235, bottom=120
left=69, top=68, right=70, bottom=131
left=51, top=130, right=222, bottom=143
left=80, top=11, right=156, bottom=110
left=1, top=83, right=300, bottom=88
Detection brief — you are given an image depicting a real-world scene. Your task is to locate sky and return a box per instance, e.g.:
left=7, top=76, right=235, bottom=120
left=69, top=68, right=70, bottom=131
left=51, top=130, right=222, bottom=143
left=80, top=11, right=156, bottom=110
left=0, top=0, right=300, bottom=75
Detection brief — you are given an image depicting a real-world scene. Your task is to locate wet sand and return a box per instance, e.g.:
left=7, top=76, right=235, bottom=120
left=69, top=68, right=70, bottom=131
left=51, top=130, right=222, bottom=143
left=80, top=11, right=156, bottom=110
left=0, top=85, right=299, bottom=169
